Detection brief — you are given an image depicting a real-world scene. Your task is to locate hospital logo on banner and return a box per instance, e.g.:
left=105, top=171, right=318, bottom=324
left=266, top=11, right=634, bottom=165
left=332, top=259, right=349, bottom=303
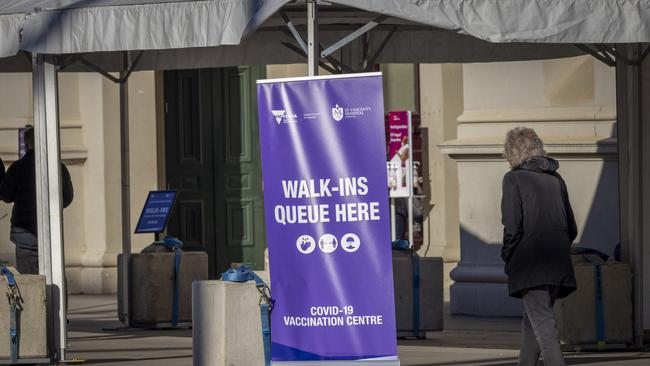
left=331, top=104, right=344, bottom=121
left=330, top=104, right=373, bottom=121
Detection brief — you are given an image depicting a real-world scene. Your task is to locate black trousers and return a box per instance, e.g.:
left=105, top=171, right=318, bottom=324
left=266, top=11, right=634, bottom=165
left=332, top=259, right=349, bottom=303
left=15, top=246, right=39, bottom=274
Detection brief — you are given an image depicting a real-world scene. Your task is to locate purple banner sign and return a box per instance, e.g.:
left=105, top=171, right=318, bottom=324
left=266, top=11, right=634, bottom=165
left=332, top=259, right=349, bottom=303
left=257, top=73, right=398, bottom=363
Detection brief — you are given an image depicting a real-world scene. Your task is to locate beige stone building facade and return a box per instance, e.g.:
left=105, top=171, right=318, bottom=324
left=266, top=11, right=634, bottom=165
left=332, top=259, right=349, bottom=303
left=0, top=71, right=158, bottom=293
left=438, top=57, right=618, bottom=316
left=0, top=56, right=619, bottom=310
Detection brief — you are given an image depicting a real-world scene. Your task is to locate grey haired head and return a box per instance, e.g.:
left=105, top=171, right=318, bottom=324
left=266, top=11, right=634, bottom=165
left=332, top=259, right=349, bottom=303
left=503, top=127, right=546, bottom=168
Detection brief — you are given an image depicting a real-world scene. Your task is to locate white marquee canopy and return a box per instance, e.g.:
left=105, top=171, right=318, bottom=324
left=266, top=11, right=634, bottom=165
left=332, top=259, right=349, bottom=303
left=0, top=0, right=648, bottom=363
left=1, top=0, right=649, bottom=71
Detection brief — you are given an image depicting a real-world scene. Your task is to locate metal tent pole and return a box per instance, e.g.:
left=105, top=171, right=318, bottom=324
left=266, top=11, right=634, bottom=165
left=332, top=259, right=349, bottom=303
left=119, top=52, right=132, bottom=327
left=615, top=43, right=646, bottom=347
left=32, top=53, right=67, bottom=362
left=307, top=1, right=318, bottom=76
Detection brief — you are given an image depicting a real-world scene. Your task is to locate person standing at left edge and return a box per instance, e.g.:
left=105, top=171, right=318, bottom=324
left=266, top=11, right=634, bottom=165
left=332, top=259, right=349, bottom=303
left=500, top=127, right=577, bottom=366
left=0, top=154, right=4, bottom=212
left=1, top=127, right=74, bottom=274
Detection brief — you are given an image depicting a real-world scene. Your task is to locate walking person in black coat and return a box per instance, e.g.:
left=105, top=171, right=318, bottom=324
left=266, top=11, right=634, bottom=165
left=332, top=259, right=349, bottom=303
left=501, top=127, right=577, bottom=366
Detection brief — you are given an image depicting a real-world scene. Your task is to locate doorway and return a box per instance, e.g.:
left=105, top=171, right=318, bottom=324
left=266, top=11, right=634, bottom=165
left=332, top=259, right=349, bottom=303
left=163, top=66, right=267, bottom=277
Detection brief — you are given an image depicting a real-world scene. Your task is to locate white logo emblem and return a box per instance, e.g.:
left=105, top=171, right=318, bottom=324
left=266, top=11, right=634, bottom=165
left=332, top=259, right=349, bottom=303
left=331, top=104, right=344, bottom=122
left=272, top=110, right=285, bottom=124
left=318, top=234, right=338, bottom=254
left=296, top=235, right=316, bottom=254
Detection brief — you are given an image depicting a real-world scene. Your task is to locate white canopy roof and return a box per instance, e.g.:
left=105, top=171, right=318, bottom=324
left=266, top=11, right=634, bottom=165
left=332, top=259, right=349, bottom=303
left=0, top=0, right=648, bottom=70
left=337, top=0, right=650, bottom=44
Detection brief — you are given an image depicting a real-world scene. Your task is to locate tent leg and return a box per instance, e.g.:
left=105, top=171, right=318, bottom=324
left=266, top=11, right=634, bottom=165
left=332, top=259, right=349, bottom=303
left=119, top=53, right=132, bottom=327
left=307, top=1, right=318, bottom=76
left=32, top=53, right=67, bottom=362
left=616, top=43, right=647, bottom=347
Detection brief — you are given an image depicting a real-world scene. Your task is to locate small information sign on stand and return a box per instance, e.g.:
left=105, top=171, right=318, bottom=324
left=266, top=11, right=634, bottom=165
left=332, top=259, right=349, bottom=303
left=135, top=191, right=177, bottom=233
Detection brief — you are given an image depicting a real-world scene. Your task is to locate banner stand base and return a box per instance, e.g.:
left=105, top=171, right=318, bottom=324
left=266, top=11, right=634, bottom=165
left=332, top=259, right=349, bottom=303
left=272, top=360, right=400, bottom=366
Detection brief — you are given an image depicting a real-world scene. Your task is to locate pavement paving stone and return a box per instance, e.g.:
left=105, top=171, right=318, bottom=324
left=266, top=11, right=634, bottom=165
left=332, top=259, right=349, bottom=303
left=61, top=295, right=649, bottom=366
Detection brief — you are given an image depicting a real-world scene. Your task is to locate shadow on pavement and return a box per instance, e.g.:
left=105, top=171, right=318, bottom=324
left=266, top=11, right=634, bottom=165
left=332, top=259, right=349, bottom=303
left=80, top=354, right=191, bottom=365
left=406, top=353, right=650, bottom=366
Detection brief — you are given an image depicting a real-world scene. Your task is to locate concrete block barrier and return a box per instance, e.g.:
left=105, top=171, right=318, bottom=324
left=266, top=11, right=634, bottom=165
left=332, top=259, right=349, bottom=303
left=118, top=251, right=208, bottom=326
left=392, top=251, right=444, bottom=337
left=555, top=261, right=633, bottom=349
left=193, top=272, right=270, bottom=366
left=0, top=269, right=47, bottom=360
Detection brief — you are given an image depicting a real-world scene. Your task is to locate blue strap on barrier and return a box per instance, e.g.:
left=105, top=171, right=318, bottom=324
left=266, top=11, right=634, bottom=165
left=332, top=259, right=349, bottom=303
left=172, top=246, right=182, bottom=327
left=594, top=263, right=606, bottom=349
left=155, top=236, right=183, bottom=327
left=2, top=265, right=20, bottom=363
left=9, top=302, right=17, bottom=363
left=411, top=254, right=421, bottom=338
left=221, top=265, right=273, bottom=366
left=1, top=265, right=16, bottom=286
left=391, top=239, right=410, bottom=251
left=259, top=303, right=272, bottom=364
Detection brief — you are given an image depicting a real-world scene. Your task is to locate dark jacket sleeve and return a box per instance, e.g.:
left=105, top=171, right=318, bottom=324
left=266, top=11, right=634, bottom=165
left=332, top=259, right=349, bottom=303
left=0, top=164, right=17, bottom=203
left=558, top=175, right=577, bottom=243
left=61, top=163, right=74, bottom=208
left=501, top=173, right=523, bottom=263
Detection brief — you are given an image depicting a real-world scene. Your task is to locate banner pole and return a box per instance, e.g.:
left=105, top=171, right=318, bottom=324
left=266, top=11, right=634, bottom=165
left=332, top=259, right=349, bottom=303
left=307, top=1, right=319, bottom=76
left=407, top=111, right=414, bottom=249
left=390, top=199, right=396, bottom=241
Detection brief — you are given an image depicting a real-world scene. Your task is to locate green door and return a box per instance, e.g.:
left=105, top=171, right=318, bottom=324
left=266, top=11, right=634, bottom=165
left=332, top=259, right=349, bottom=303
left=213, top=66, right=267, bottom=272
left=165, top=66, right=267, bottom=276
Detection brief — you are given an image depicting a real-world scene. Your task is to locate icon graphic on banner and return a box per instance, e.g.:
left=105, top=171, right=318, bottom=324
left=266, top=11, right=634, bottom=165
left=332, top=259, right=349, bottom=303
left=318, top=234, right=338, bottom=253
left=341, top=233, right=361, bottom=253
left=332, top=104, right=344, bottom=122
left=296, top=235, right=316, bottom=254
left=272, top=110, right=285, bottom=124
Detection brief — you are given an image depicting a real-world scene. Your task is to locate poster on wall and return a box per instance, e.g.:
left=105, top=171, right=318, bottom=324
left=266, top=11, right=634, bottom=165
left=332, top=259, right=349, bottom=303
left=257, top=73, right=399, bottom=364
left=387, top=111, right=412, bottom=198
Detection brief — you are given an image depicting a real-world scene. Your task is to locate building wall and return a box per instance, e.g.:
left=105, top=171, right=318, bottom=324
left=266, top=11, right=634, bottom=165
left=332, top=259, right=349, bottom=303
left=0, top=71, right=158, bottom=294
left=452, top=55, right=618, bottom=254
left=0, top=58, right=620, bottom=303
left=440, top=55, right=619, bottom=316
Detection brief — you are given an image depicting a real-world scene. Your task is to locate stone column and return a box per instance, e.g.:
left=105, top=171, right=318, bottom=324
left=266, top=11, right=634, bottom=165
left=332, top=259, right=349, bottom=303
left=418, top=64, right=462, bottom=300
left=440, top=56, right=619, bottom=317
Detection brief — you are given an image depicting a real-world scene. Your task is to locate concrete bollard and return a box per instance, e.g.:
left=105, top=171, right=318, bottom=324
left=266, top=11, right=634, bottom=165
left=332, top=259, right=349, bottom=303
left=555, top=261, right=633, bottom=349
left=0, top=268, right=47, bottom=360
left=193, top=271, right=270, bottom=366
left=118, top=252, right=208, bottom=326
left=392, top=251, right=444, bottom=337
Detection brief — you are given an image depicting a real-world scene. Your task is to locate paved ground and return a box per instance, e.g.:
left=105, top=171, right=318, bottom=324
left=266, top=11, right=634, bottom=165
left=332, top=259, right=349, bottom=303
left=64, top=295, right=650, bottom=366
